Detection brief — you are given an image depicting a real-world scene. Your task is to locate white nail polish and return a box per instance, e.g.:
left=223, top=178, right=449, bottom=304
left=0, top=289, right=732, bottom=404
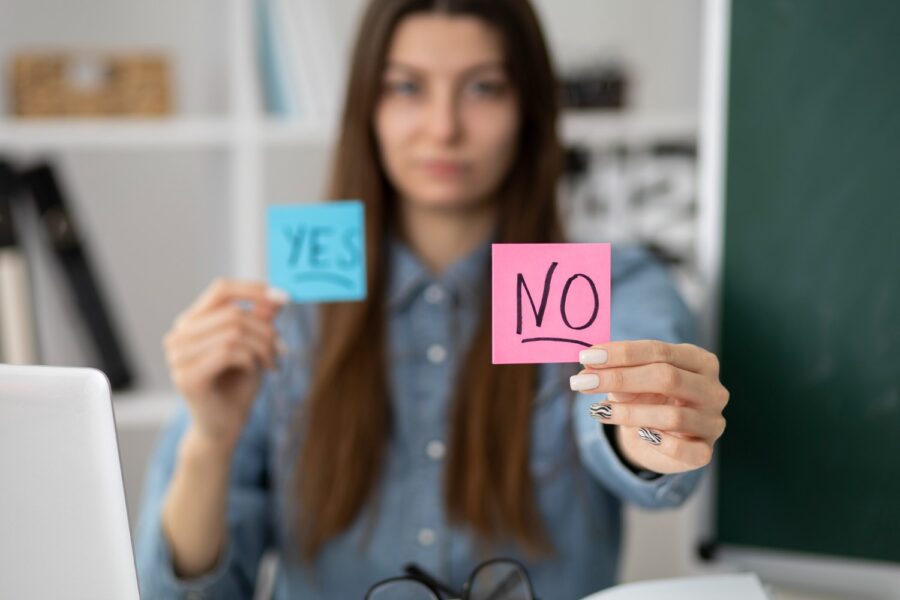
left=266, top=287, right=290, bottom=304
left=569, top=374, right=600, bottom=391
left=579, top=348, right=608, bottom=365
left=275, top=337, right=289, bottom=357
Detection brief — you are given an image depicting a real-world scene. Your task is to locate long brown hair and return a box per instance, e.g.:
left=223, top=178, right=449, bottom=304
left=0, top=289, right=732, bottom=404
left=294, top=0, right=563, bottom=560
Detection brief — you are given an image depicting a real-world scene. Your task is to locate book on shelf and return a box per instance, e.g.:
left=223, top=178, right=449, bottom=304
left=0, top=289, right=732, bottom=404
left=256, top=0, right=344, bottom=120
left=0, top=160, right=39, bottom=365
left=257, top=0, right=301, bottom=117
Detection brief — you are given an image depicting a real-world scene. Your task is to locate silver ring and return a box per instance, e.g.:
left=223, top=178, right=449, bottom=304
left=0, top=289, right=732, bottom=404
left=638, top=428, right=662, bottom=445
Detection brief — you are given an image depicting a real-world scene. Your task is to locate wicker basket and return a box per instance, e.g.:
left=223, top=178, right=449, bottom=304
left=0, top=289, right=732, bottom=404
left=10, top=51, right=172, bottom=117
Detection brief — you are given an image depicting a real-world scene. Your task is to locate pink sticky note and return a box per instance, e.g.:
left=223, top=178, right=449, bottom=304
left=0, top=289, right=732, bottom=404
left=492, top=243, right=611, bottom=364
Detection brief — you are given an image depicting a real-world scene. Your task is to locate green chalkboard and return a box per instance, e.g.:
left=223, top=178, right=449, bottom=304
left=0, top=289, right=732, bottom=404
left=716, top=0, right=900, bottom=563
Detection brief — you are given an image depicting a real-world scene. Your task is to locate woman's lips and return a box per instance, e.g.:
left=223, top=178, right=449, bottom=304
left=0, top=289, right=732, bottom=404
left=419, top=159, right=467, bottom=178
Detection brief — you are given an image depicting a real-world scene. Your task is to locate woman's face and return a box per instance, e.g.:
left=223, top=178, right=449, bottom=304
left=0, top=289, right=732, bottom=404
left=375, top=14, right=520, bottom=213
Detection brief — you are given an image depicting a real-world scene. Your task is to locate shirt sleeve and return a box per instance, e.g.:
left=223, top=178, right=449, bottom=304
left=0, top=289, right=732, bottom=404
left=134, top=383, right=275, bottom=600
left=573, top=246, right=707, bottom=509
left=134, top=304, right=315, bottom=599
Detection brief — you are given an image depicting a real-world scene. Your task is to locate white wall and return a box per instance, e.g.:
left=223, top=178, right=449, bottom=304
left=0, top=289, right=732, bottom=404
left=532, top=0, right=702, bottom=113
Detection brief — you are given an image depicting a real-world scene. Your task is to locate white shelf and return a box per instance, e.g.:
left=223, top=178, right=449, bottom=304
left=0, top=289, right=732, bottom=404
left=0, top=111, right=695, bottom=153
left=561, top=110, right=698, bottom=145
left=261, top=118, right=337, bottom=146
left=0, top=117, right=233, bottom=151
left=112, top=389, right=180, bottom=429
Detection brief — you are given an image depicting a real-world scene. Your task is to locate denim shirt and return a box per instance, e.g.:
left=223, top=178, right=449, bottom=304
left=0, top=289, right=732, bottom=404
left=135, top=240, right=706, bottom=600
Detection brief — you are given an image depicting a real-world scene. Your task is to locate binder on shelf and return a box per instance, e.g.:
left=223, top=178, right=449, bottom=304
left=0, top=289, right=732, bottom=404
left=256, top=0, right=301, bottom=117
left=0, top=160, right=39, bottom=365
left=275, top=0, right=322, bottom=119
left=256, top=0, right=343, bottom=120
left=21, top=163, right=135, bottom=389
left=289, top=0, right=342, bottom=116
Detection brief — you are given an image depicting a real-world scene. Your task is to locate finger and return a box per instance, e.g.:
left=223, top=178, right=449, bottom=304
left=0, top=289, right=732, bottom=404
left=627, top=427, right=714, bottom=467
left=605, top=391, right=668, bottom=405
left=579, top=340, right=719, bottom=376
left=177, top=306, right=276, bottom=351
left=603, top=397, right=704, bottom=438
left=167, top=309, right=279, bottom=370
left=170, top=322, right=276, bottom=371
left=179, top=305, right=242, bottom=343
left=589, top=402, right=724, bottom=442
left=571, top=364, right=712, bottom=404
left=181, top=279, right=288, bottom=321
left=173, top=343, right=257, bottom=394
left=239, top=327, right=278, bottom=370
left=607, top=394, right=703, bottom=411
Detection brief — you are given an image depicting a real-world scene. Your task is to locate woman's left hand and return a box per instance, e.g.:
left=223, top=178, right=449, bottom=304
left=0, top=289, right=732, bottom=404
left=570, top=340, right=729, bottom=475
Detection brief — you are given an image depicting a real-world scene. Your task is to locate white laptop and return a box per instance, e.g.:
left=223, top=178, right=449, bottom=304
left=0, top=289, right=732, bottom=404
left=0, top=364, right=140, bottom=600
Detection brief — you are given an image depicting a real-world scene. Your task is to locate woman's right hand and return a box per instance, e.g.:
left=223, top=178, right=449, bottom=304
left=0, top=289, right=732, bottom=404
left=163, top=279, right=289, bottom=457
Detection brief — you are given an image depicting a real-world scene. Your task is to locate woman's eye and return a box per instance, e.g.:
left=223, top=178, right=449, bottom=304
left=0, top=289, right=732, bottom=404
left=467, top=80, right=506, bottom=97
left=385, top=80, right=420, bottom=96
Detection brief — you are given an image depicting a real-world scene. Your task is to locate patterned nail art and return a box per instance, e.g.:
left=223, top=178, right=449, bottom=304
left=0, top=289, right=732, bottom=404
left=590, top=403, right=613, bottom=420
left=638, top=428, right=662, bottom=445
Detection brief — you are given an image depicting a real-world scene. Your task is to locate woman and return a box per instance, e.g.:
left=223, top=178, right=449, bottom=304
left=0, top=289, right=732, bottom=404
left=136, top=0, right=728, bottom=598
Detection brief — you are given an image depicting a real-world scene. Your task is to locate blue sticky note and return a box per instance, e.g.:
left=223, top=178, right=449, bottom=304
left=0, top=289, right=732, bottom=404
left=267, top=201, right=367, bottom=303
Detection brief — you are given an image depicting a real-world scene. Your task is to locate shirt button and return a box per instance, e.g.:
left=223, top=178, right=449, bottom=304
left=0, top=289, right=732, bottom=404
left=417, top=527, right=436, bottom=547
left=424, top=284, right=445, bottom=304
left=426, top=344, right=447, bottom=364
left=425, top=439, right=446, bottom=461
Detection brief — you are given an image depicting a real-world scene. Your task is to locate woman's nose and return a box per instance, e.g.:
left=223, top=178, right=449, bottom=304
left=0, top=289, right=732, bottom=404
left=423, top=92, right=462, bottom=144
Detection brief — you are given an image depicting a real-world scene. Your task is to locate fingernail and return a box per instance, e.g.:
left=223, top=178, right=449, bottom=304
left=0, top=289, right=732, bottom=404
left=638, top=428, right=663, bottom=445
left=275, top=336, right=289, bottom=357
left=570, top=374, right=600, bottom=391
left=589, top=402, right=613, bottom=420
left=266, top=287, right=290, bottom=304
left=580, top=348, right=608, bottom=365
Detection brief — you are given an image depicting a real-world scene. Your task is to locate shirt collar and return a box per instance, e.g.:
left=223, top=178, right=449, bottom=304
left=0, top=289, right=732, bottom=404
left=386, top=234, right=492, bottom=311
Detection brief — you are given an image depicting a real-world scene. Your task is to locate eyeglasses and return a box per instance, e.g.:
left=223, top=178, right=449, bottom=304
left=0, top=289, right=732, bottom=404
left=365, top=558, right=539, bottom=600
